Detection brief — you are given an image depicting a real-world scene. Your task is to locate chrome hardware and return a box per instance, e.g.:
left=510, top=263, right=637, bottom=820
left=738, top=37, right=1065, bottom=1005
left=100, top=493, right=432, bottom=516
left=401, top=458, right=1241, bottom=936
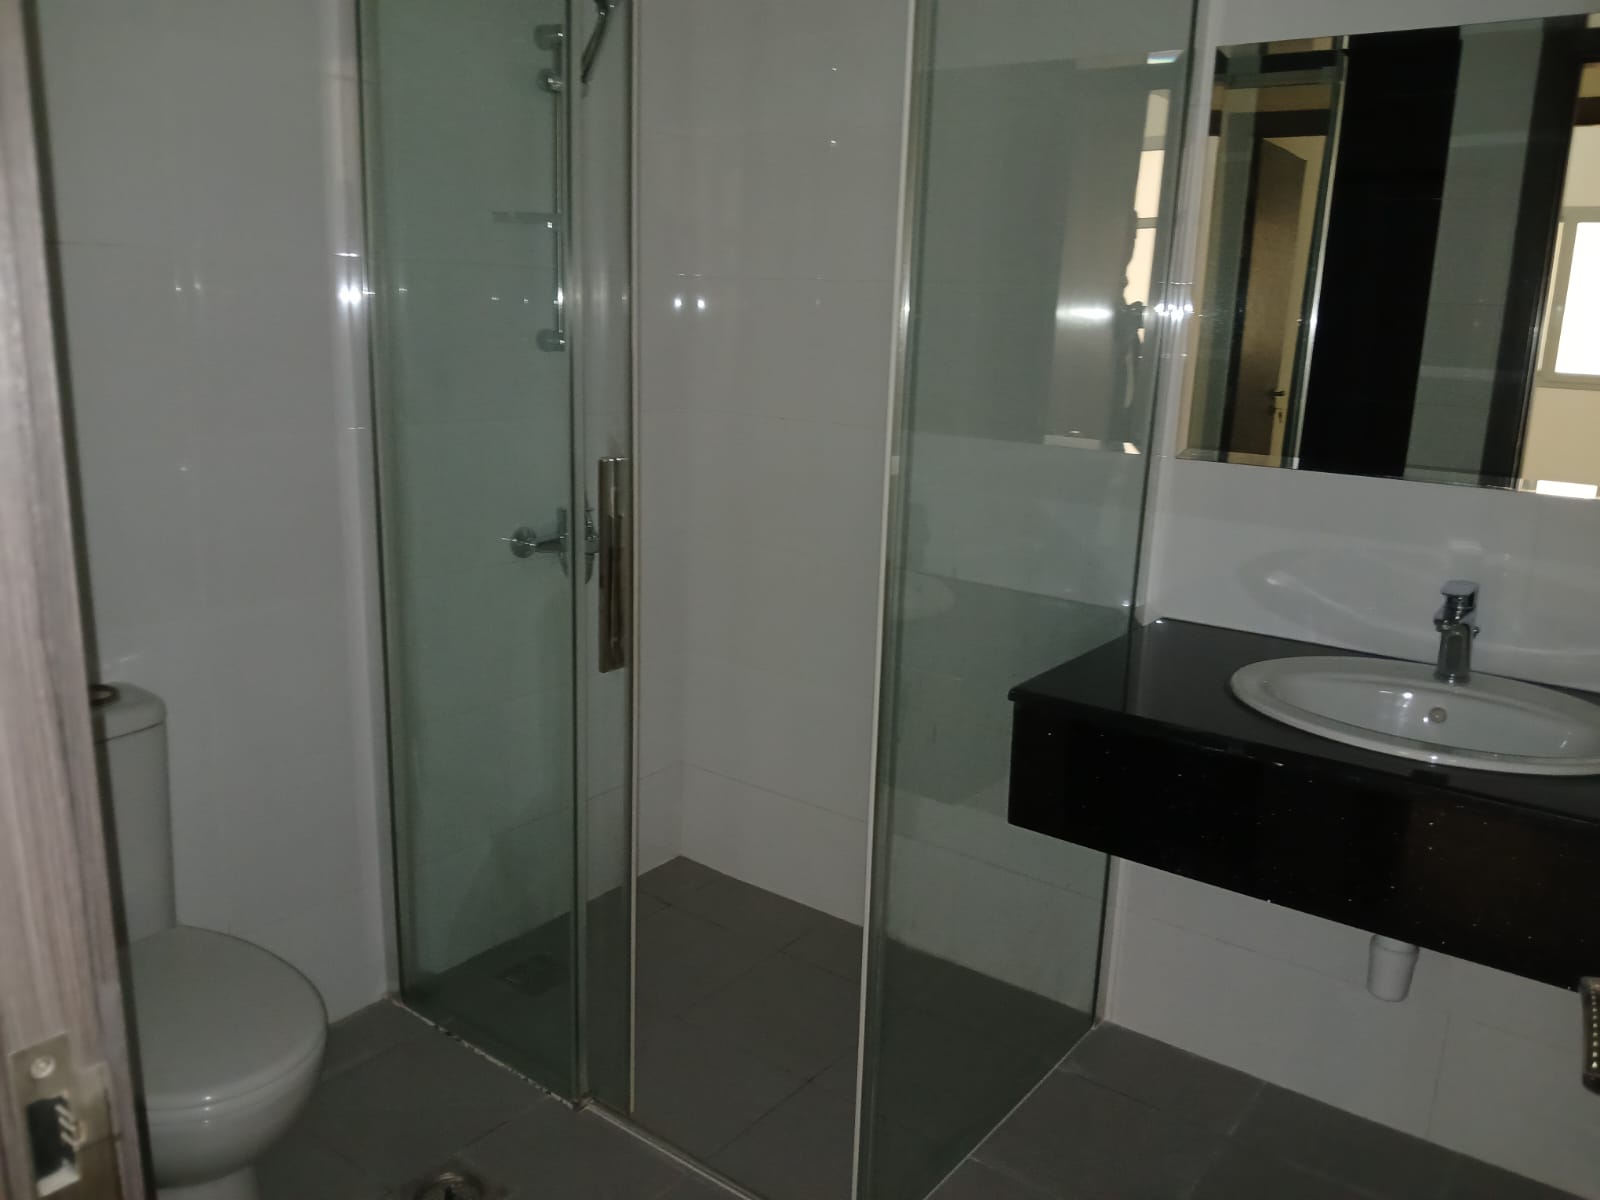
left=1432, top=579, right=1479, bottom=686
left=506, top=518, right=563, bottom=560
left=534, top=23, right=567, bottom=353
left=412, top=1169, right=487, bottom=1200
left=507, top=508, right=597, bottom=579
left=597, top=457, right=631, bottom=673
left=1583, top=977, right=1600, bottom=1094
left=579, top=0, right=622, bottom=84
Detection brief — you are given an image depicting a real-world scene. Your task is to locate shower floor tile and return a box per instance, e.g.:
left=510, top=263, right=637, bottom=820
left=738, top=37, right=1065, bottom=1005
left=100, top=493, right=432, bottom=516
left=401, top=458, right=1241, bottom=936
left=632, top=858, right=865, bottom=1197
left=259, top=1002, right=736, bottom=1200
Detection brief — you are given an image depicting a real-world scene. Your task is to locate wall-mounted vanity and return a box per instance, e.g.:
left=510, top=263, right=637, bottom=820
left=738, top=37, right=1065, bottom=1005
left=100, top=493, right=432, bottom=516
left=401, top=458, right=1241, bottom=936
left=1007, top=618, right=1600, bottom=991
left=1009, top=9, right=1600, bottom=1004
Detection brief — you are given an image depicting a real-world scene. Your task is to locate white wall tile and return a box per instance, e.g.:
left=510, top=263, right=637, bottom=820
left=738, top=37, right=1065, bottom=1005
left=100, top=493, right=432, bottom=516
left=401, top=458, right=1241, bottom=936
left=53, top=244, right=187, bottom=447
left=678, top=765, right=869, bottom=923
left=238, top=879, right=386, bottom=1021
left=637, top=0, right=906, bottom=922
left=35, top=1, right=178, bottom=248
left=1145, top=458, right=1600, bottom=691
left=180, top=250, right=345, bottom=438
left=1110, top=907, right=1452, bottom=1136
left=163, top=0, right=341, bottom=79
left=884, top=815, right=1104, bottom=1004
left=70, top=433, right=205, bottom=637
left=638, top=764, right=686, bottom=875
left=189, top=433, right=346, bottom=610
left=1430, top=1020, right=1600, bottom=1196
left=682, top=654, right=876, bottom=823
left=1120, top=866, right=1375, bottom=983
left=40, top=0, right=390, bottom=1020
left=166, top=56, right=335, bottom=258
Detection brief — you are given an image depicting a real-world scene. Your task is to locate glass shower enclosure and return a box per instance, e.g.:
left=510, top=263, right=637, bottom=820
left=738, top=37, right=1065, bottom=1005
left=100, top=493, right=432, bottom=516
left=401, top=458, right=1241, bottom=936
left=860, top=1, right=1195, bottom=1196
left=360, top=0, right=633, bottom=1106
left=362, top=0, right=1195, bottom=1194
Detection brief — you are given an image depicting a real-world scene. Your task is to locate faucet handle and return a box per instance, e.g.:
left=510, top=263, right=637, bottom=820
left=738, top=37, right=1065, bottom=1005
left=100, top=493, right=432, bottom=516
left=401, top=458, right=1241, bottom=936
left=1436, top=579, right=1479, bottom=629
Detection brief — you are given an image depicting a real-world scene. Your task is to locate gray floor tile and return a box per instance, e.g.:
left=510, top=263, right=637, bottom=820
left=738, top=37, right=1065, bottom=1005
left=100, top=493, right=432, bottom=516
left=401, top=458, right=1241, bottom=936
left=258, top=1125, right=385, bottom=1200
left=712, top=1077, right=857, bottom=1200
left=633, top=1015, right=806, bottom=1160
left=639, top=893, right=668, bottom=922
left=463, top=1105, right=688, bottom=1200
left=864, top=1117, right=967, bottom=1200
left=639, top=857, right=724, bottom=904
left=1192, top=1144, right=1371, bottom=1200
left=299, top=1027, right=543, bottom=1188
left=782, top=916, right=863, bottom=982
left=321, top=1001, right=436, bottom=1081
left=810, top=1054, right=859, bottom=1094
left=673, top=874, right=829, bottom=950
left=1441, top=1158, right=1584, bottom=1200
left=872, top=1004, right=1058, bottom=1147
left=679, top=954, right=860, bottom=1079
left=1233, top=1086, right=1461, bottom=1200
left=658, top=1174, right=745, bottom=1200
left=928, top=1161, right=1052, bottom=1200
left=975, top=1071, right=1225, bottom=1199
left=1063, top=1023, right=1261, bottom=1136
left=419, top=964, right=573, bottom=1086
left=637, top=908, right=772, bottom=1018
left=884, top=942, right=1089, bottom=1053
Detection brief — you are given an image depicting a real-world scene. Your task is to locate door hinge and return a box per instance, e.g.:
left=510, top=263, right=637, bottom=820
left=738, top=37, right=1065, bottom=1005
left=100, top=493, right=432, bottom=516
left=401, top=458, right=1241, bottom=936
left=11, top=1035, right=120, bottom=1200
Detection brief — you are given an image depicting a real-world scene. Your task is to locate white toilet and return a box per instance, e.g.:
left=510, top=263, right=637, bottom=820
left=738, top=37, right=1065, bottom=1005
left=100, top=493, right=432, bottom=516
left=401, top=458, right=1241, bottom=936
left=94, top=685, right=327, bottom=1200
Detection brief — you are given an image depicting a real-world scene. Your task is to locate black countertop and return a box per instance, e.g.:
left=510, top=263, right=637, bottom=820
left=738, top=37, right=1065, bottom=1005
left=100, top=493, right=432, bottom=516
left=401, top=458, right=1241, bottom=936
left=1011, top=618, right=1600, bottom=824
left=1006, top=619, right=1600, bottom=989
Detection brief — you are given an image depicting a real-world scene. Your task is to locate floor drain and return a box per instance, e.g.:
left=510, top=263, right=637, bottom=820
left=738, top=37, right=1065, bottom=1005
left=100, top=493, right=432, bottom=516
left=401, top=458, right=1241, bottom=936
left=413, top=1168, right=487, bottom=1200
left=499, top=952, right=563, bottom=997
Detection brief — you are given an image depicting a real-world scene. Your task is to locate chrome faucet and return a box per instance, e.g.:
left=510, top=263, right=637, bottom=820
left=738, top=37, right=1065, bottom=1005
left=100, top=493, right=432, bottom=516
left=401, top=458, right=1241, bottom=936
left=1433, top=580, right=1479, bottom=685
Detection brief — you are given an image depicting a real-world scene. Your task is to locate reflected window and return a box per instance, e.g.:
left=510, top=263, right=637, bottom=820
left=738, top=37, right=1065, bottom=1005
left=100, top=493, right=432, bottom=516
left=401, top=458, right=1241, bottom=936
left=1545, top=219, right=1600, bottom=378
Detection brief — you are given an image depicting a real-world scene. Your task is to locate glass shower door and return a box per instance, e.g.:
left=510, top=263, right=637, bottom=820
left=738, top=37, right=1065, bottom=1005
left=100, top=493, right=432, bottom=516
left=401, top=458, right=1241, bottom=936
left=860, top=1, right=1195, bottom=1196
left=361, top=0, right=633, bottom=1102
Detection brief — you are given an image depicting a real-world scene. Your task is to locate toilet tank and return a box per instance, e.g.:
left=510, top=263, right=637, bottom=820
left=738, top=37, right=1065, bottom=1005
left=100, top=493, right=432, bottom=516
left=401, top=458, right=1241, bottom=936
left=91, top=684, right=176, bottom=940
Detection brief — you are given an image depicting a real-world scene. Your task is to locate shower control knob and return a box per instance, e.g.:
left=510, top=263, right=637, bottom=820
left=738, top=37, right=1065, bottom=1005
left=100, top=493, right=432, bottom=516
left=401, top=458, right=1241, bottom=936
left=506, top=527, right=542, bottom=559
left=506, top=510, right=572, bottom=572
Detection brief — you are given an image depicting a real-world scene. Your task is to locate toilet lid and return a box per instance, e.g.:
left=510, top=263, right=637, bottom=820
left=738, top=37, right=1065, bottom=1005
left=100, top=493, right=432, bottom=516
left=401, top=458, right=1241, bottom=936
left=130, top=927, right=325, bottom=1111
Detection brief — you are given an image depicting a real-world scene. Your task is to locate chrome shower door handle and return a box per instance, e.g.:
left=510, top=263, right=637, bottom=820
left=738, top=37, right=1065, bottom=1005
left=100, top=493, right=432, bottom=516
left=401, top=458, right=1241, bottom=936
left=597, top=457, right=630, bottom=673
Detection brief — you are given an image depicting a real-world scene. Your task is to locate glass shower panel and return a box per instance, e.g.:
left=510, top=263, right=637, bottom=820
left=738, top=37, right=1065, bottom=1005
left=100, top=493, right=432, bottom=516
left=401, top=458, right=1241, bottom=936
left=571, top=0, right=635, bottom=1111
left=363, top=0, right=581, bottom=1092
left=860, top=2, right=1195, bottom=1196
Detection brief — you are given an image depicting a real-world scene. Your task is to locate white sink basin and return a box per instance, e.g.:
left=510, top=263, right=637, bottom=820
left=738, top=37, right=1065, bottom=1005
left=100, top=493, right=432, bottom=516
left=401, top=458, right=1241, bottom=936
left=1230, top=656, right=1600, bottom=776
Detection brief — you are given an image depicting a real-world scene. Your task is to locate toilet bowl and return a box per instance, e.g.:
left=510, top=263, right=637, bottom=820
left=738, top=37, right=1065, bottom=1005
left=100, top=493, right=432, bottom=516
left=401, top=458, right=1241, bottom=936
left=95, top=686, right=327, bottom=1200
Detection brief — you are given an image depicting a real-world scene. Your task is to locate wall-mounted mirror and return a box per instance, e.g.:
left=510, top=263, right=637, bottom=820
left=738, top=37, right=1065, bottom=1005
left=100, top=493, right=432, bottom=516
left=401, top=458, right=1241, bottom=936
left=1180, top=14, right=1600, bottom=498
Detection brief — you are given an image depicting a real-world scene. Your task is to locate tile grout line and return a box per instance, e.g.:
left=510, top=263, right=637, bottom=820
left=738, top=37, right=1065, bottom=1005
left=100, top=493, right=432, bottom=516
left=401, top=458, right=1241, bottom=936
left=587, top=1102, right=765, bottom=1200
left=637, top=870, right=861, bottom=1185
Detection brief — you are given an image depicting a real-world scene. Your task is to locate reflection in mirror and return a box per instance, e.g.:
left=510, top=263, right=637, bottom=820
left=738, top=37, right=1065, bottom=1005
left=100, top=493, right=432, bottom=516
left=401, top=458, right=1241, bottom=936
left=1181, top=15, right=1600, bottom=497
left=913, top=53, right=1182, bottom=453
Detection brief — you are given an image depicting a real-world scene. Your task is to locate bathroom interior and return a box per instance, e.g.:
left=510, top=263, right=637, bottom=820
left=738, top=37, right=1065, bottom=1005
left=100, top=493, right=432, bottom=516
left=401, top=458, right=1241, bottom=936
left=14, top=0, right=1600, bottom=1196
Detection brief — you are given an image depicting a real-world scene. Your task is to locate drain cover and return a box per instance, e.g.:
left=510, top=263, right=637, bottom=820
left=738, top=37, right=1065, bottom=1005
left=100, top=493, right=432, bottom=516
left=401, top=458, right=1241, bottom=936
left=499, top=952, right=563, bottom=997
left=413, top=1169, right=487, bottom=1200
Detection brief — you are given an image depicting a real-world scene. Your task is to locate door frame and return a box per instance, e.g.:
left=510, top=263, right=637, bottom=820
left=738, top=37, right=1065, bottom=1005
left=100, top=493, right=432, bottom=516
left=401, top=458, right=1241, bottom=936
left=0, top=0, right=148, bottom=1196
